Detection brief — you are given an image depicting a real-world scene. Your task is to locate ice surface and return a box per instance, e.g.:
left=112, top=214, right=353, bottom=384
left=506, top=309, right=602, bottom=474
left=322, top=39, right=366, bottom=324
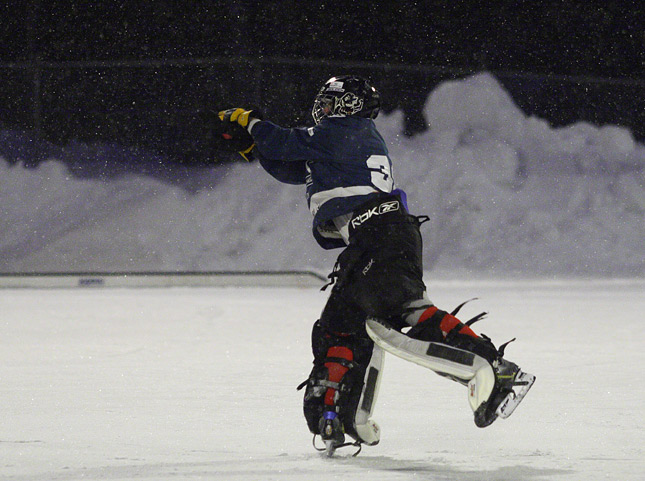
left=1, top=73, right=644, bottom=276
left=2, top=281, right=644, bottom=480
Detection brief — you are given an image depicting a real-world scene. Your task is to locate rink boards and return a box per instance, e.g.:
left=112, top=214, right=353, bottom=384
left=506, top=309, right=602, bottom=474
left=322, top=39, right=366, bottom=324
left=0, top=270, right=327, bottom=289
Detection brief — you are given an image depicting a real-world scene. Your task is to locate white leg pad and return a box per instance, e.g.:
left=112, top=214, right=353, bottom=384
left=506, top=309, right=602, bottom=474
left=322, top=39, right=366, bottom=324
left=366, top=318, right=494, bottom=412
left=352, top=344, right=384, bottom=445
left=467, top=365, right=496, bottom=412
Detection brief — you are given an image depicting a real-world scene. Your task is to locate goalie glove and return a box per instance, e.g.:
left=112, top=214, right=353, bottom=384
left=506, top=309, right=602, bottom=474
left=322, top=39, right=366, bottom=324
left=220, top=108, right=262, bottom=129
left=215, top=108, right=263, bottom=161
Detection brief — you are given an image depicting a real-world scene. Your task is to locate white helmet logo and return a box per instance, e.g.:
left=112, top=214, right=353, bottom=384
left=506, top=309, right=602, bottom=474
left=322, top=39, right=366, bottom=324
left=326, top=81, right=345, bottom=92
left=337, top=92, right=364, bottom=115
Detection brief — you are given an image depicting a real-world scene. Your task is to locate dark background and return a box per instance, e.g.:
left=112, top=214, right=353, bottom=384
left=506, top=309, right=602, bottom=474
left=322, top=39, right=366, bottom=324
left=0, top=0, right=643, bottom=169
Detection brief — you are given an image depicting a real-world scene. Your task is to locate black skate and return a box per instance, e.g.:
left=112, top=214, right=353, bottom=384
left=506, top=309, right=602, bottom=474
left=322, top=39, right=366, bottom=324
left=317, top=411, right=345, bottom=456
left=313, top=411, right=363, bottom=457
left=473, top=357, right=536, bottom=428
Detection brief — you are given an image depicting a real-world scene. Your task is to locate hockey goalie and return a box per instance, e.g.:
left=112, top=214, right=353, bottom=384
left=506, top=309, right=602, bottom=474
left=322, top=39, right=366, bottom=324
left=215, top=75, right=535, bottom=456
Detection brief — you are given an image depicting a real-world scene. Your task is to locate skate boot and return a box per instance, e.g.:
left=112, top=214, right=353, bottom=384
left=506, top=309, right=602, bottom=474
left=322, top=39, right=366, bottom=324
left=318, top=411, right=346, bottom=456
left=470, top=355, right=536, bottom=427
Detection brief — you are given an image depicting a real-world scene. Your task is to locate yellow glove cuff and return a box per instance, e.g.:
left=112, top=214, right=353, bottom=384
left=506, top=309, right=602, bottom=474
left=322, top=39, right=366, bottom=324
left=239, top=143, right=256, bottom=162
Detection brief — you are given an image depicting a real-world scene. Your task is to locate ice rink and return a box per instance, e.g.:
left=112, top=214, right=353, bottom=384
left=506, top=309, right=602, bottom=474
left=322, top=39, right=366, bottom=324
left=2, top=280, right=644, bottom=480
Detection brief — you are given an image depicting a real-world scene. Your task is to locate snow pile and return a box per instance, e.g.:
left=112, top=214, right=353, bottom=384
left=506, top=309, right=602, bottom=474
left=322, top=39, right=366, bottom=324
left=1, top=72, right=644, bottom=277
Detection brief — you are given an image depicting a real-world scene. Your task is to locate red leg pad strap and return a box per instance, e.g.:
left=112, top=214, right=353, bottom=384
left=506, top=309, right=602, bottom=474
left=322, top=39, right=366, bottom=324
left=418, top=306, right=479, bottom=339
left=324, top=346, right=353, bottom=406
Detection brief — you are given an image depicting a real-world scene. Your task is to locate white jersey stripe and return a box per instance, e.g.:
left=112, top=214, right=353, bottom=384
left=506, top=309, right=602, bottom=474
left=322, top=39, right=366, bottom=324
left=309, top=186, right=378, bottom=215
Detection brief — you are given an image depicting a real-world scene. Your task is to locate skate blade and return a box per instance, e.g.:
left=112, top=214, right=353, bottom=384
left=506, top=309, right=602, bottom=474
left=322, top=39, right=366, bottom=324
left=496, top=370, right=536, bottom=419
left=324, top=440, right=338, bottom=457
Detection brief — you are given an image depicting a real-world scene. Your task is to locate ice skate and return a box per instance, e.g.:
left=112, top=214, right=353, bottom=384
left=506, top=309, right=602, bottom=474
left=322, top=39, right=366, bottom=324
left=470, top=357, right=536, bottom=428
left=316, top=411, right=347, bottom=457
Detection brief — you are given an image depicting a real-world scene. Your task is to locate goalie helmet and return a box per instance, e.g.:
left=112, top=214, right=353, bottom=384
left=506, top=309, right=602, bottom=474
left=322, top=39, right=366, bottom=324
left=312, top=75, right=381, bottom=124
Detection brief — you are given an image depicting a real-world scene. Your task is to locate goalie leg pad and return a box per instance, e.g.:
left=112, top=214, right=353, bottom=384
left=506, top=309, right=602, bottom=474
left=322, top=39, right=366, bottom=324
left=366, top=317, right=535, bottom=426
left=302, top=321, right=383, bottom=445
left=350, top=344, right=384, bottom=445
left=366, top=318, right=495, bottom=411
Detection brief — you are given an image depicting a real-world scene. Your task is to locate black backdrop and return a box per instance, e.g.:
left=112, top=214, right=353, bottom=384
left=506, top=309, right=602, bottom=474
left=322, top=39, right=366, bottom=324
left=1, top=1, right=643, bottom=166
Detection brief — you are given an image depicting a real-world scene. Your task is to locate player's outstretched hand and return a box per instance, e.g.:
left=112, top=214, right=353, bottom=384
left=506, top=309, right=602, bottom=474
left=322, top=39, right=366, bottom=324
left=213, top=108, right=263, bottom=161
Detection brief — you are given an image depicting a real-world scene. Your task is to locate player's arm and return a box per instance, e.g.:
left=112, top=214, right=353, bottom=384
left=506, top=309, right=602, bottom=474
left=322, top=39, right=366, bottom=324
left=249, top=120, right=331, bottom=161
left=216, top=108, right=307, bottom=184
left=220, top=108, right=331, bottom=161
left=257, top=155, right=307, bottom=185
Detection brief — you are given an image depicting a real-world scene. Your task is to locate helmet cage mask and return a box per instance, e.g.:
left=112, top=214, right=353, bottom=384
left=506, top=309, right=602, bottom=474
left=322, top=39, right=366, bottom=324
left=311, top=92, right=335, bottom=125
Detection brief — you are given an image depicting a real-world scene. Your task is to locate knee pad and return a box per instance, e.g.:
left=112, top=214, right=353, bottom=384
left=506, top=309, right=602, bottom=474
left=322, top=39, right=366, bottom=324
left=301, top=321, right=384, bottom=445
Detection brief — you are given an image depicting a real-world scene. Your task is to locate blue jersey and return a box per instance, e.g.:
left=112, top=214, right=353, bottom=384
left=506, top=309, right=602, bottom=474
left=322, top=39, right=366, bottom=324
left=251, top=116, right=401, bottom=249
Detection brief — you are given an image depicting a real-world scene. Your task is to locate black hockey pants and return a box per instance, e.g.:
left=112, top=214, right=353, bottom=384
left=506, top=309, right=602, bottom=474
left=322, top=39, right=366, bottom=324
left=320, top=194, right=428, bottom=335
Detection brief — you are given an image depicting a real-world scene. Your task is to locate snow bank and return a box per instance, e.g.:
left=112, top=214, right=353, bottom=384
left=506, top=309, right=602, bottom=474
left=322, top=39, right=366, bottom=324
left=1, top=73, right=644, bottom=277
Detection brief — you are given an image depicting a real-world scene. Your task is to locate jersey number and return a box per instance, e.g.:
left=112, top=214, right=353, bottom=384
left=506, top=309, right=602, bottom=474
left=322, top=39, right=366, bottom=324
left=367, top=155, right=394, bottom=192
